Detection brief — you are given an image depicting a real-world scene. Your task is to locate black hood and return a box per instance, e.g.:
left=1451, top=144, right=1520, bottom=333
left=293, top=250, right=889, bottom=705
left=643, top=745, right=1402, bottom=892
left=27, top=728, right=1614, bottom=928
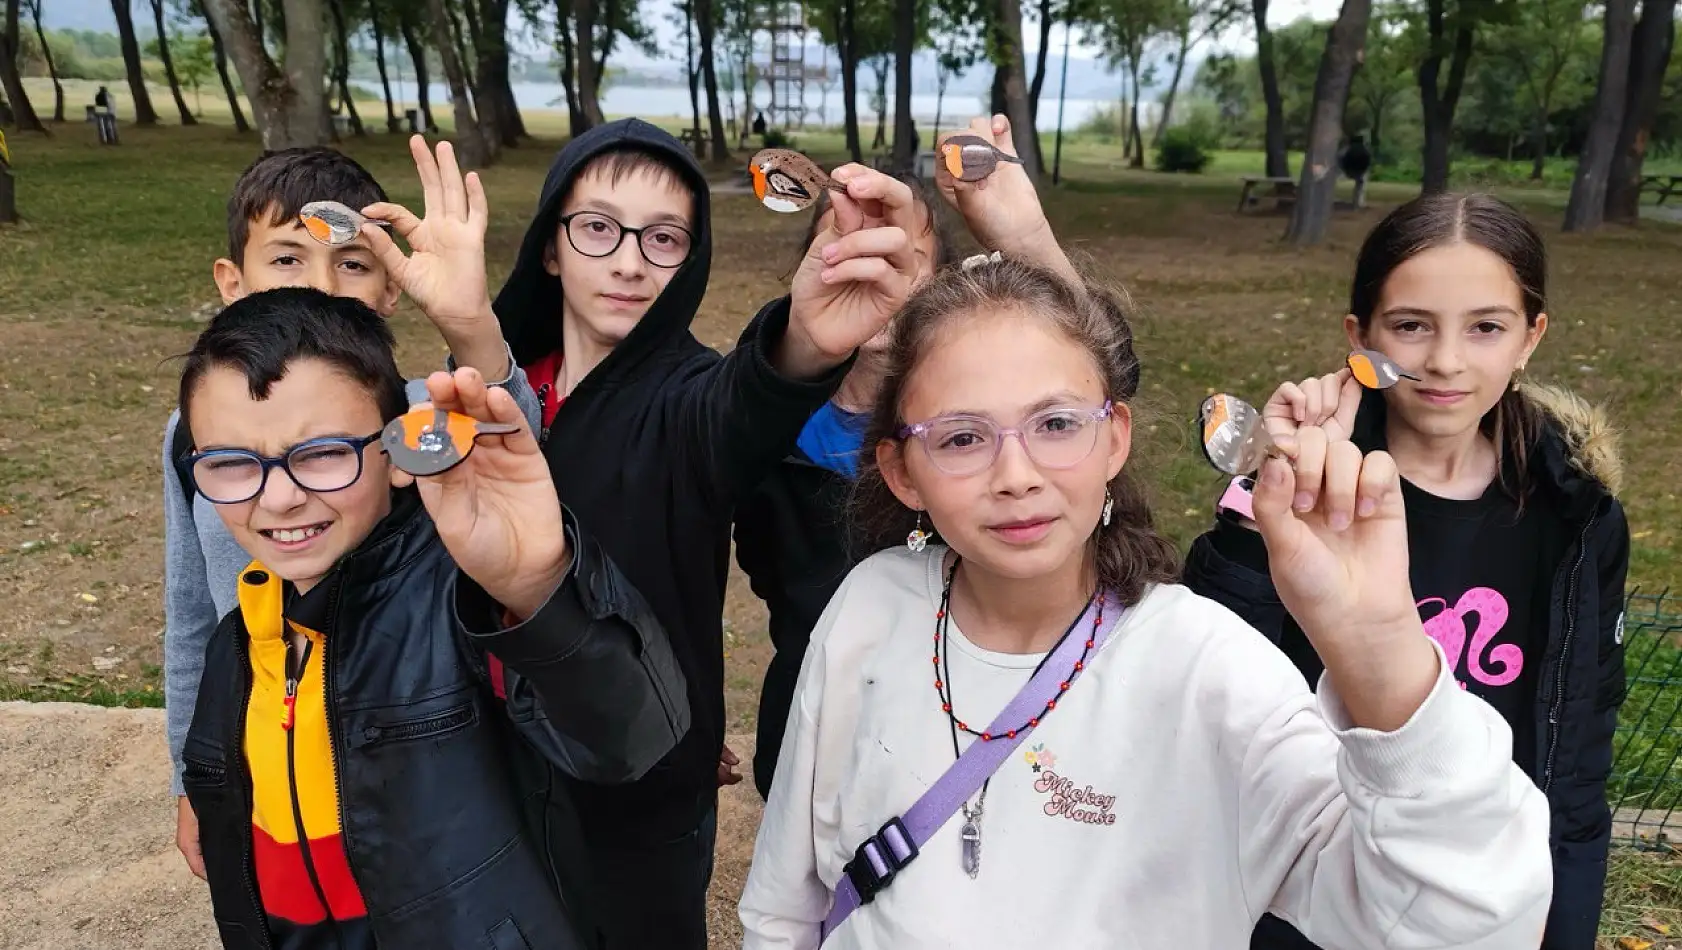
left=493, top=119, right=712, bottom=384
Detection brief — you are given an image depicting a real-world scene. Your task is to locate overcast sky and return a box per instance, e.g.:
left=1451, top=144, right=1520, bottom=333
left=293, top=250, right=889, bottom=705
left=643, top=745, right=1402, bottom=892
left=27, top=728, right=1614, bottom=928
left=48, top=0, right=1349, bottom=65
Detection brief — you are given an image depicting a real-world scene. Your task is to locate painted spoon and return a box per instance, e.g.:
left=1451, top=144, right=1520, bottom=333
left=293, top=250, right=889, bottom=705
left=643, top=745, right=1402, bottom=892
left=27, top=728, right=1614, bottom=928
left=381, top=406, right=522, bottom=477
left=1347, top=349, right=1421, bottom=390
left=299, top=200, right=392, bottom=247
left=748, top=149, right=848, bottom=213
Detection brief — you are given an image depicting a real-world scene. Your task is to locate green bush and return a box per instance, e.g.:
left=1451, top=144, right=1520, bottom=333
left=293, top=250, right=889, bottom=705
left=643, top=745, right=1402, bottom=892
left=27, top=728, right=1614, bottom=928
left=1074, top=103, right=1124, bottom=142
left=761, top=127, right=797, bottom=150
left=1155, top=125, right=1215, bottom=174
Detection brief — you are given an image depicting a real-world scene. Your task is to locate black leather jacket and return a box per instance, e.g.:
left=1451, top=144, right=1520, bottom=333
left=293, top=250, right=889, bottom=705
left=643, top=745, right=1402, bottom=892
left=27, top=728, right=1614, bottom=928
left=182, top=492, right=690, bottom=949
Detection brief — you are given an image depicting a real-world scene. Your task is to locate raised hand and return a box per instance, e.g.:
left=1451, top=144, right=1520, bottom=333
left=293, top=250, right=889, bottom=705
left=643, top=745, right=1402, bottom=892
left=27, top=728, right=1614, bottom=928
left=781, top=166, right=917, bottom=380
left=361, top=136, right=507, bottom=377
left=934, top=115, right=1075, bottom=283
left=409, top=367, right=569, bottom=621
left=1250, top=430, right=1438, bottom=732
left=1262, top=368, right=1363, bottom=514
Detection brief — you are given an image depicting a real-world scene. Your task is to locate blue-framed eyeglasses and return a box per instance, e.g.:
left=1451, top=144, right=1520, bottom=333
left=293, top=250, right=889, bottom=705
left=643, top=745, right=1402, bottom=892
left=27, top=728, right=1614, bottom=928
left=183, top=434, right=382, bottom=505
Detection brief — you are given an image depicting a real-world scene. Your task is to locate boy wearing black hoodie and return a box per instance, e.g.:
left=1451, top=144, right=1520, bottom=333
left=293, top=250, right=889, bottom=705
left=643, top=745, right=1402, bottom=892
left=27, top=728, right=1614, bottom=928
left=491, top=119, right=922, bottom=946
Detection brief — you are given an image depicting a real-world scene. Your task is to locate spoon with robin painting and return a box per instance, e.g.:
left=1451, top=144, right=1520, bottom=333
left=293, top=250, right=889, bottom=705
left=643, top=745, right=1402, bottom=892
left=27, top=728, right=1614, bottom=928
left=299, top=200, right=393, bottom=247
left=937, top=134, right=1024, bottom=183
left=748, top=149, right=851, bottom=213
left=1347, top=349, right=1421, bottom=390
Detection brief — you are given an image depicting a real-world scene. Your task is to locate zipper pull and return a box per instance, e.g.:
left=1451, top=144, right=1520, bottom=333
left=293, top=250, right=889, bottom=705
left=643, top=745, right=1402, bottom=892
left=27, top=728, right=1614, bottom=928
left=282, top=677, right=298, bottom=731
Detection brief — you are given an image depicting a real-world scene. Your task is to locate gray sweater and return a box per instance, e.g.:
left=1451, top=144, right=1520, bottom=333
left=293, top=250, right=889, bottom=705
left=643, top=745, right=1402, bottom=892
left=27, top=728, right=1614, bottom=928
left=162, top=361, right=543, bottom=795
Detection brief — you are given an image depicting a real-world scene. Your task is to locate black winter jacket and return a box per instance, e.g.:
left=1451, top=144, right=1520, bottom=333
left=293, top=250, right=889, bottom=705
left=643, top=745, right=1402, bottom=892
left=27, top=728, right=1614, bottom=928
left=493, top=119, right=846, bottom=843
left=1183, top=385, right=1630, bottom=950
left=183, top=493, right=689, bottom=949
left=733, top=447, right=856, bottom=800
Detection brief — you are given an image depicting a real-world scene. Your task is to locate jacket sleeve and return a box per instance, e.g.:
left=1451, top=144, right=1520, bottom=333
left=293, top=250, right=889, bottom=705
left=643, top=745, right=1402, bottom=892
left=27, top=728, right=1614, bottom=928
left=1228, top=630, right=1555, bottom=949
left=1182, top=512, right=1290, bottom=644
left=445, top=344, right=542, bottom=434
left=454, top=505, right=690, bottom=784
left=162, top=411, right=218, bottom=798
left=670, top=296, right=848, bottom=509
left=1543, top=501, right=1630, bottom=950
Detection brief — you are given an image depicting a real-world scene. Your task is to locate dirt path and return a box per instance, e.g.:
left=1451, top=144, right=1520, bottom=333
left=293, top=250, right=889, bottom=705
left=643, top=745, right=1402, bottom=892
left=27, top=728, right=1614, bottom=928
left=0, top=702, right=763, bottom=949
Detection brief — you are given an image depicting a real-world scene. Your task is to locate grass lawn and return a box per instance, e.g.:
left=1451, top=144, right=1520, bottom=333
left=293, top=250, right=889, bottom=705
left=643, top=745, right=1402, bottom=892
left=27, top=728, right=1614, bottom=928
left=4, top=81, right=1682, bottom=946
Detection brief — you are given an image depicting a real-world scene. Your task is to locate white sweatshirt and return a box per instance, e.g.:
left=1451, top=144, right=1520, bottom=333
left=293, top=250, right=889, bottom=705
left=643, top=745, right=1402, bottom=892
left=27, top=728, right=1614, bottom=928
left=739, top=546, right=1552, bottom=950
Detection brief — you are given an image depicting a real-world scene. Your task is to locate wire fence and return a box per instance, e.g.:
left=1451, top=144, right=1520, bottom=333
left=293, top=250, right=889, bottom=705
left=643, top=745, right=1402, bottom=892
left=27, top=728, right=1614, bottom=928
left=1610, top=590, right=1682, bottom=850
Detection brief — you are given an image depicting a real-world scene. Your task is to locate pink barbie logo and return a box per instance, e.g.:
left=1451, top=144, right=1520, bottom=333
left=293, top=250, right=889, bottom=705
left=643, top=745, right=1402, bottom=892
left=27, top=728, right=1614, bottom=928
left=1419, top=587, right=1523, bottom=689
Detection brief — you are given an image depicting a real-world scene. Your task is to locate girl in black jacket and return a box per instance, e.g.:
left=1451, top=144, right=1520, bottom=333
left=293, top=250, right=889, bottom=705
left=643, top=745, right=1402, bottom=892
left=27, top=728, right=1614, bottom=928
left=1183, top=192, right=1629, bottom=950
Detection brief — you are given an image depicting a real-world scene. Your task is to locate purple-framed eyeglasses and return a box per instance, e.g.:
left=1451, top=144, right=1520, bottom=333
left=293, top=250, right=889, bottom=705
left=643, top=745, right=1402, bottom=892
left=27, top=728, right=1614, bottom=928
left=898, top=401, right=1113, bottom=476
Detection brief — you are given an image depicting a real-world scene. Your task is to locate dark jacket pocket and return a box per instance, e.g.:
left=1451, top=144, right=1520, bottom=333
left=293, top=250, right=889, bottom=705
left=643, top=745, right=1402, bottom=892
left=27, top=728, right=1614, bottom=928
left=482, top=916, right=533, bottom=950
left=349, top=702, right=478, bottom=750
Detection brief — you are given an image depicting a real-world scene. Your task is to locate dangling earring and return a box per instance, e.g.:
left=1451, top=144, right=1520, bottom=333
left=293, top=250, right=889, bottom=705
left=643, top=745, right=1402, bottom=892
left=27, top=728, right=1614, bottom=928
left=1101, top=490, right=1114, bottom=528
left=907, top=512, right=931, bottom=553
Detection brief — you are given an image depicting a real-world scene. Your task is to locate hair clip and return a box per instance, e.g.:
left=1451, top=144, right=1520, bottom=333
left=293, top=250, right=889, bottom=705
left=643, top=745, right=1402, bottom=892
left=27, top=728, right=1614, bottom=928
left=960, top=251, right=1004, bottom=271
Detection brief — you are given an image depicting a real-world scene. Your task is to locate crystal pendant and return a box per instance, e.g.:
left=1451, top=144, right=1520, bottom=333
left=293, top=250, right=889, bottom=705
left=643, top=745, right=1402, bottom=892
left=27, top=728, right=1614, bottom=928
left=960, top=815, right=981, bottom=878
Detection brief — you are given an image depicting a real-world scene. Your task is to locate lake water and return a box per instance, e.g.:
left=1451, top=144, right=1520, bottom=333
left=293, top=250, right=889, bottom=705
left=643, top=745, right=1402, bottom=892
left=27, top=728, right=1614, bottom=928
left=382, top=79, right=1139, bottom=131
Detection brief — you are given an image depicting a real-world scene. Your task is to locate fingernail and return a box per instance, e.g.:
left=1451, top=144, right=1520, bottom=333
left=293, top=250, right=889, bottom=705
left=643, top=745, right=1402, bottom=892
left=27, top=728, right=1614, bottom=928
left=1357, top=497, right=1376, bottom=517
left=1330, top=512, right=1352, bottom=532
left=822, top=244, right=839, bottom=262
left=821, top=268, right=836, bottom=283
left=1293, top=492, right=1314, bottom=511
left=1261, top=460, right=1285, bottom=487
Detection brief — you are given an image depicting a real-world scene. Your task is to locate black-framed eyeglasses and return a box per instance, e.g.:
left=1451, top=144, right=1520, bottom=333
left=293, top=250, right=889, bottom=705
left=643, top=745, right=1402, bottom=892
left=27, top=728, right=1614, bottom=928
left=558, top=211, right=693, bottom=268
left=183, top=434, right=383, bottom=505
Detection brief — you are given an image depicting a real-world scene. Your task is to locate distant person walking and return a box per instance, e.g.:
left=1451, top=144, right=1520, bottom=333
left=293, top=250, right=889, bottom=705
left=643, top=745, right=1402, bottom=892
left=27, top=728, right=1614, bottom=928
left=1340, top=135, right=1372, bottom=209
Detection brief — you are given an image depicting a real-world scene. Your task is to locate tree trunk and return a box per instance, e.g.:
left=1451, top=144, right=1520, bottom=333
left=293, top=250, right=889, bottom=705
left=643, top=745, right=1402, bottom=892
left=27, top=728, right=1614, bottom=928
left=150, top=0, right=198, bottom=124
left=994, top=0, right=1042, bottom=178
left=1529, top=109, right=1547, bottom=180
left=738, top=43, right=754, bottom=148
left=870, top=55, right=887, bottom=151
left=838, top=0, right=862, bottom=162
left=0, top=162, right=15, bottom=222
left=574, top=0, right=605, bottom=127
left=0, top=0, right=43, bottom=131
left=398, top=9, right=438, bottom=132
left=1418, top=0, right=1474, bottom=194
left=204, top=0, right=327, bottom=149
left=251, top=0, right=264, bottom=53
left=1286, top=0, right=1371, bottom=246
left=892, top=0, right=915, bottom=171
left=1028, top=0, right=1051, bottom=120
left=695, top=0, right=728, bottom=163
left=371, top=9, right=400, bottom=132
left=203, top=1, right=251, bottom=132
left=555, top=1, right=583, bottom=133
left=1252, top=0, right=1288, bottom=177
left=470, top=0, right=514, bottom=153
left=1605, top=0, right=1676, bottom=224
left=1564, top=0, right=1636, bottom=231
left=111, top=0, right=160, bottom=125
left=685, top=0, right=700, bottom=142
left=327, top=0, right=363, bottom=135
left=444, top=0, right=474, bottom=107
left=429, top=0, right=488, bottom=165
left=595, top=0, right=617, bottom=80
left=26, top=0, right=63, bottom=122
left=1153, top=28, right=1192, bottom=148
left=1127, top=63, right=1144, bottom=167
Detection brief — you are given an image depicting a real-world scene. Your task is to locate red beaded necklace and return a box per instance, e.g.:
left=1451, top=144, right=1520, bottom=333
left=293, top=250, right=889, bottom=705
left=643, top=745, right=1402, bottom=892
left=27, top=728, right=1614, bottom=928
left=933, top=558, right=1104, bottom=742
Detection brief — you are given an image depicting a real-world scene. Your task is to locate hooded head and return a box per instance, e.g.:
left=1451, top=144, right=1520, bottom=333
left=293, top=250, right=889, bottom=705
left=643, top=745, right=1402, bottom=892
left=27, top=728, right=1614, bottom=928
left=494, top=120, right=712, bottom=384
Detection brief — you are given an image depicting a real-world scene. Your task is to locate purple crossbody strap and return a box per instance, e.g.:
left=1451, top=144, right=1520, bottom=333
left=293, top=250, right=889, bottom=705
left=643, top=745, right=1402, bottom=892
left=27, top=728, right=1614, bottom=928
left=818, top=593, right=1124, bottom=943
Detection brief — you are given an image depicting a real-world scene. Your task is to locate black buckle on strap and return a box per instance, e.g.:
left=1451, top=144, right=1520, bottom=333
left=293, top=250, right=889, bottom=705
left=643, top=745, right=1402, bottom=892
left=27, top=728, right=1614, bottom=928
left=842, top=816, right=919, bottom=905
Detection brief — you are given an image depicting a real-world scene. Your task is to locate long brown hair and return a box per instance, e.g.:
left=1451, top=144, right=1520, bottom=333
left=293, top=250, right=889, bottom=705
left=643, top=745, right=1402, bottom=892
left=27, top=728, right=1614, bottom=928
left=1349, top=192, right=1547, bottom=503
left=849, top=258, right=1179, bottom=606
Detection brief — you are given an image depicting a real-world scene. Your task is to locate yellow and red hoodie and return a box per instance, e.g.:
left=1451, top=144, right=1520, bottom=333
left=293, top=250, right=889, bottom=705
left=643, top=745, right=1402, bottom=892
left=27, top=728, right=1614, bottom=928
left=239, top=565, right=373, bottom=948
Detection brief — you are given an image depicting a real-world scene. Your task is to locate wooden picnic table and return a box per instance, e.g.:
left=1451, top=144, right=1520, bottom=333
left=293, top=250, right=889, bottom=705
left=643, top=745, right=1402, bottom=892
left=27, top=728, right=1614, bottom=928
left=679, top=127, right=710, bottom=157
left=1236, top=175, right=1297, bottom=213
left=1641, top=174, right=1682, bottom=206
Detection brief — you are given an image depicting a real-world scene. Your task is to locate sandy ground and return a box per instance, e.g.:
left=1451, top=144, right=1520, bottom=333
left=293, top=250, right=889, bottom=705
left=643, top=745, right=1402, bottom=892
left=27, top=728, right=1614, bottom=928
left=0, top=702, right=763, bottom=949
